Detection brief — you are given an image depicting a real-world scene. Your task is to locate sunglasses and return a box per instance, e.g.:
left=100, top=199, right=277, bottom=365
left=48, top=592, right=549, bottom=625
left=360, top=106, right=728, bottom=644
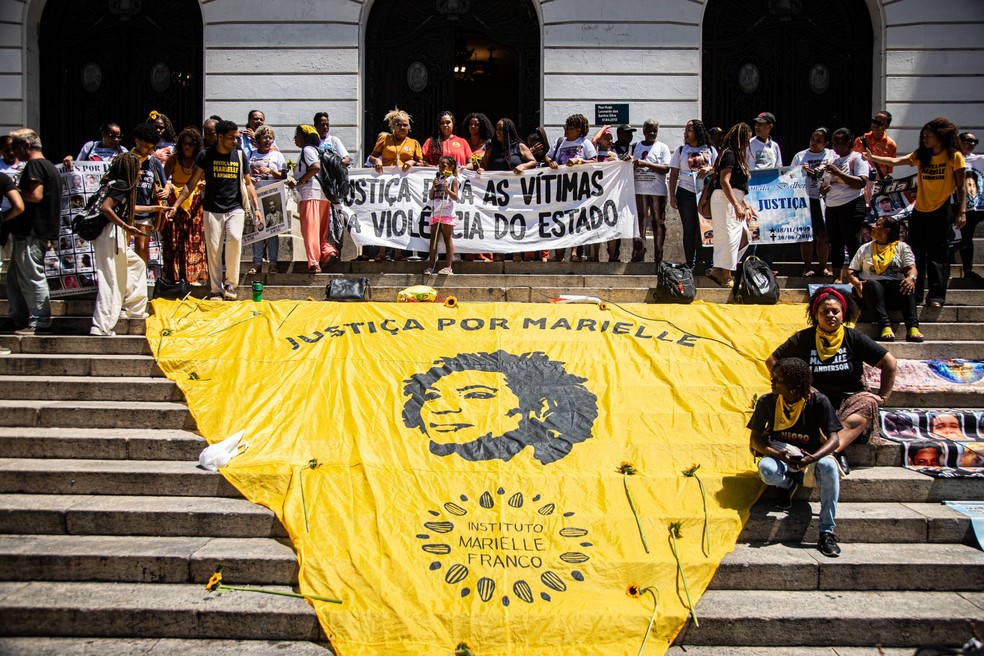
left=963, top=138, right=979, bottom=145
left=870, top=119, right=886, bottom=126
left=106, top=134, right=122, bottom=140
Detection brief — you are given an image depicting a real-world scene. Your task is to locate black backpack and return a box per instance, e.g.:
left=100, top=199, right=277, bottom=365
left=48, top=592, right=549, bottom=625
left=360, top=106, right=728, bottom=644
left=733, top=255, right=780, bottom=304
left=71, top=182, right=113, bottom=241
left=313, top=145, right=350, bottom=204
left=653, top=261, right=696, bottom=304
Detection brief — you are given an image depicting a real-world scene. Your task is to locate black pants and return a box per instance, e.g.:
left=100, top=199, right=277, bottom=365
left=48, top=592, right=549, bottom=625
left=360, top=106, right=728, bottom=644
left=959, top=211, right=982, bottom=273
left=858, top=277, right=918, bottom=329
left=907, top=203, right=951, bottom=304
left=825, top=196, right=866, bottom=270
left=676, top=188, right=711, bottom=269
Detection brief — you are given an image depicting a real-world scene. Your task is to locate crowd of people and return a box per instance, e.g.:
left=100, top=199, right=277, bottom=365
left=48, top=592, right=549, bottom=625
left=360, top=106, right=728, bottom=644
left=0, top=104, right=978, bottom=338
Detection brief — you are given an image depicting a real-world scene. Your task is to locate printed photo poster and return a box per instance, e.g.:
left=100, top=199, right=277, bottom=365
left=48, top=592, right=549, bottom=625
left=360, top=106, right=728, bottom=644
left=49, top=161, right=108, bottom=297
left=966, top=159, right=984, bottom=213
left=243, top=181, right=290, bottom=246
left=697, top=167, right=813, bottom=246
left=340, top=161, right=637, bottom=253
left=866, top=174, right=917, bottom=225
left=879, top=409, right=984, bottom=478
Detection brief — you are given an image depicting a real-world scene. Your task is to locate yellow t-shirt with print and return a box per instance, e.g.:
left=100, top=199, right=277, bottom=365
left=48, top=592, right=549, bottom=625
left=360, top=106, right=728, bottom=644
left=907, top=150, right=965, bottom=212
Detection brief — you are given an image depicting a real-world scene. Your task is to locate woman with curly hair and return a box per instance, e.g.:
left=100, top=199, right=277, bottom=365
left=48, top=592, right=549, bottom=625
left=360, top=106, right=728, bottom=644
left=162, top=127, right=208, bottom=285
left=367, top=108, right=423, bottom=262
left=768, top=286, right=897, bottom=474
left=91, top=153, right=165, bottom=336
left=421, top=110, right=472, bottom=167
left=545, top=113, right=598, bottom=262
left=668, top=119, right=717, bottom=271
left=462, top=112, right=494, bottom=161
left=147, top=110, right=177, bottom=162
left=864, top=116, right=967, bottom=308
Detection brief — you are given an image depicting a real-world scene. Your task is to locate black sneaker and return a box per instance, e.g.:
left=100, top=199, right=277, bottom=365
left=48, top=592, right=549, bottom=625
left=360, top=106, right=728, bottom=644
left=818, top=532, right=841, bottom=557
left=836, top=452, right=851, bottom=476
left=778, top=482, right=799, bottom=510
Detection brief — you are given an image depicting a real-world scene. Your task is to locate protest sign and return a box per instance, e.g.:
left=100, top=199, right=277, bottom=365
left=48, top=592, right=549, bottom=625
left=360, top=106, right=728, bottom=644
left=880, top=409, right=984, bottom=478
left=866, top=173, right=917, bottom=224
left=966, top=159, right=984, bottom=213
left=48, top=162, right=106, bottom=297
left=242, top=181, right=290, bottom=246
left=340, top=161, right=637, bottom=253
left=697, top=167, right=812, bottom=246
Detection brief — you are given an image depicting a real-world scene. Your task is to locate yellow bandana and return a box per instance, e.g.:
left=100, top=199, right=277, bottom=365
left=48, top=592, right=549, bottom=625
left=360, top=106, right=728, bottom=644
left=773, top=394, right=806, bottom=432
left=815, top=325, right=844, bottom=362
left=871, top=241, right=899, bottom=275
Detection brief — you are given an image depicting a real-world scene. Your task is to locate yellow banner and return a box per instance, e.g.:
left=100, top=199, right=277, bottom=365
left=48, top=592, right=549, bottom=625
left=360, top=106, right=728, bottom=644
left=149, top=298, right=806, bottom=655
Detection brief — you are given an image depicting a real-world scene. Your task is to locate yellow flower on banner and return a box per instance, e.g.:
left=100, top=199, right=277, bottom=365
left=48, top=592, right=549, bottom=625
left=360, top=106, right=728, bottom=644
left=626, top=583, right=661, bottom=656
left=444, top=296, right=458, bottom=308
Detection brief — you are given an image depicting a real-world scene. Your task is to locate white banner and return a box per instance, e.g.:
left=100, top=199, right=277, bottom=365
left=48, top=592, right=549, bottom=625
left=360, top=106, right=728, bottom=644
left=340, top=161, right=638, bottom=253
left=242, top=181, right=290, bottom=246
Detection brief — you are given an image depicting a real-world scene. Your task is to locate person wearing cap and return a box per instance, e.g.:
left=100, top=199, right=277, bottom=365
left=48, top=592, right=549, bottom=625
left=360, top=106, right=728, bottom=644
left=749, top=112, right=783, bottom=170
left=708, top=126, right=724, bottom=151
left=614, top=124, right=636, bottom=158
left=852, top=111, right=896, bottom=180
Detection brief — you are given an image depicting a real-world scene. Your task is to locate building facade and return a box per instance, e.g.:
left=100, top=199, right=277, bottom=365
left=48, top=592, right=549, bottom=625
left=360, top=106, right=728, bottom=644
left=2, top=0, right=982, bottom=167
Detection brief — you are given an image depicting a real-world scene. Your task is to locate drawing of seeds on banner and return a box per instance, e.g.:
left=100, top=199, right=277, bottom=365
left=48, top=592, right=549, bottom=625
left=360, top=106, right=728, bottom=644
left=443, top=502, right=467, bottom=516
left=537, top=502, right=556, bottom=515
left=479, top=491, right=495, bottom=508
left=540, top=571, right=567, bottom=592
left=559, top=552, right=590, bottom=564
left=422, top=544, right=451, bottom=555
left=559, top=527, right=588, bottom=538
left=477, top=577, right=496, bottom=602
left=513, top=580, right=534, bottom=603
left=445, top=564, right=469, bottom=585
left=424, top=521, right=454, bottom=533
left=507, top=492, right=524, bottom=508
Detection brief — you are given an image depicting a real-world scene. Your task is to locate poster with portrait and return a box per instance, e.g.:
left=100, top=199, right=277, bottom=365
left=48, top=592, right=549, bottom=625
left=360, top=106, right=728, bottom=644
left=242, top=181, right=290, bottom=246
left=880, top=409, right=984, bottom=478
left=697, top=167, right=813, bottom=246
left=49, top=161, right=107, bottom=297
left=865, top=174, right=917, bottom=225
left=966, top=160, right=984, bottom=213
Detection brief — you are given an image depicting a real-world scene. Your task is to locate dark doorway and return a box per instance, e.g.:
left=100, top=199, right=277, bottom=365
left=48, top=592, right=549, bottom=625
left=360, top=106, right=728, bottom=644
left=39, top=0, right=203, bottom=159
left=364, top=0, right=540, bottom=155
left=701, top=0, right=873, bottom=156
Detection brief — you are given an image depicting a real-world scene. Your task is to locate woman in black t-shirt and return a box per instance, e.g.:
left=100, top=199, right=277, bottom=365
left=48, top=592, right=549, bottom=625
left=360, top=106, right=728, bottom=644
left=707, top=122, right=755, bottom=288
left=768, top=286, right=897, bottom=473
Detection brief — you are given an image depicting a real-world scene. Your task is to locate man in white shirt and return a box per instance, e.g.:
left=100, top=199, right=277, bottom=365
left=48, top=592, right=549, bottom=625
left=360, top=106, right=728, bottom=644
left=748, top=112, right=783, bottom=170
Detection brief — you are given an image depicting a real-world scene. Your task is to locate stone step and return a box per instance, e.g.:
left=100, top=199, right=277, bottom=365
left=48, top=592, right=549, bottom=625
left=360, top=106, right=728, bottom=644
left=0, top=376, right=181, bottom=402
left=0, top=335, right=151, bottom=356
left=0, top=638, right=330, bottom=656
left=0, top=494, right=287, bottom=538
left=665, top=649, right=913, bottom=656
left=0, top=535, right=297, bottom=585
left=0, top=401, right=193, bottom=429
left=675, top=590, right=984, bottom=647
left=739, top=500, right=974, bottom=545
left=0, top=428, right=202, bottom=460
left=712, top=541, right=984, bottom=591
left=0, top=459, right=238, bottom=497
left=0, top=581, right=321, bottom=641
left=0, top=353, right=163, bottom=378
left=2, top=534, right=979, bottom=593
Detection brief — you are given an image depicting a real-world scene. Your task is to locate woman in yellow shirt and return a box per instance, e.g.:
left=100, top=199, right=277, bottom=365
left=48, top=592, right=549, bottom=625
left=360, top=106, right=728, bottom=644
left=864, top=116, right=967, bottom=309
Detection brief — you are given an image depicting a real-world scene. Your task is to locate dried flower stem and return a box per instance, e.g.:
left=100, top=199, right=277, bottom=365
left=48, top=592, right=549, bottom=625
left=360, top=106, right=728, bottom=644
left=623, top=472, right=650, bottom=553
left=300, top=459, right=318, bottom=532
left=212, top=583, right=341, bottom=605
left=683, top=464, right=711, bottom=557
left=668, top=522, right=698, bottom=627
left=635, top=586, right=660, bottom=656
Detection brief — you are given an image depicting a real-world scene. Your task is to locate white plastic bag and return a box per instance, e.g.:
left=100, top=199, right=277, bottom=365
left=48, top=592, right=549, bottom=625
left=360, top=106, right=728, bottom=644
left=198, top=430, right=248, bottom=471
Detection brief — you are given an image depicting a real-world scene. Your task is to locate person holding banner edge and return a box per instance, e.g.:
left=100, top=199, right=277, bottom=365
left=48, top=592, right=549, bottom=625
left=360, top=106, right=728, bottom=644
left=863, top=116, right=967, bottom=308
left=668, top=119, right=716, bottom=272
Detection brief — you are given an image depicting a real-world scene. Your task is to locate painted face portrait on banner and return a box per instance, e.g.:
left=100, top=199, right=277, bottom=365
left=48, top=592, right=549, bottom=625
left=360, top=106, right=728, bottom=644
left=402, top=350, right=598, bottom=465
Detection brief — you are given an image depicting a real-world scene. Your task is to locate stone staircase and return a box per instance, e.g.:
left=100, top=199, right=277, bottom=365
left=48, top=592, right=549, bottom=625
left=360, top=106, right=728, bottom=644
left=1, top=247, right=983, bottom=654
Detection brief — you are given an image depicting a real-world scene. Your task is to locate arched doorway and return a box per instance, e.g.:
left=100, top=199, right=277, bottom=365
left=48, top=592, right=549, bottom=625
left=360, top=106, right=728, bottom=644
left=38, top=0, right=202, bottom=159
left=364, top=0, right=540, bottom=154
left=701, top=0, right=873, bottom=151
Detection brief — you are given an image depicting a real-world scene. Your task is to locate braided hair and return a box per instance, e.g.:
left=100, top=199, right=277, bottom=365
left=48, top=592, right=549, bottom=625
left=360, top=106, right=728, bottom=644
left=104, top=152, right=141, bottom=225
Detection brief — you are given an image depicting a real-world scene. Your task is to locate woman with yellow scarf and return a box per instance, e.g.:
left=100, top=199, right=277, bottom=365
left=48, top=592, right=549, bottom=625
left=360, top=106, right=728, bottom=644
left=847, top=215, right=923, bottom=343
left=768, top=286, right=897, bottom=475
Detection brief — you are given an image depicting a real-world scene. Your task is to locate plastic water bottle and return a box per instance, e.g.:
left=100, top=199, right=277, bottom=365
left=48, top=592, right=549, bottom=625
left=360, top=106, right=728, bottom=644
left=252, top=281, right=263, bottom=302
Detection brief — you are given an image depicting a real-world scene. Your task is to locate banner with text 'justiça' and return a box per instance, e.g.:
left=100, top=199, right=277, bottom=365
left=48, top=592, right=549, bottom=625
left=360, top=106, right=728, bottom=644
left=148, top=299, right=806, bottom=655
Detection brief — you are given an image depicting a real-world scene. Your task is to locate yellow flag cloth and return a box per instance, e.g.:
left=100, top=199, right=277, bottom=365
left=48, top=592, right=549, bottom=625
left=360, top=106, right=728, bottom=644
left=149, top=299, right=806, bottom=655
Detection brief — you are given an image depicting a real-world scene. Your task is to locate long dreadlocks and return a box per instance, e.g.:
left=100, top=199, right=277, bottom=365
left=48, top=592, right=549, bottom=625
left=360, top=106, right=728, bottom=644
left=104, top=152, right=141, bottom=226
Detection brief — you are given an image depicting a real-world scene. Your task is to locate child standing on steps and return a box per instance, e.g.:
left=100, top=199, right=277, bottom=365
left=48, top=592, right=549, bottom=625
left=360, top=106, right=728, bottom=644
left=424, top=155, right=459, bottom=275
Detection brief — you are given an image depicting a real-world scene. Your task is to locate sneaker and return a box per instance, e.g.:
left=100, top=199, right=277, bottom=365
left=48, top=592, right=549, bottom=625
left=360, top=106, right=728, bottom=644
left=778, top=482, right=799, bottom=510
left=437, top=267, right=453, bottom=275
left=89, top=327, right=116, bottom=337
left=906, top=327, right=925, bottom=343
left=209, top=293, right=224, bottom=301
left=222, top=284, right=238, bottom=301
left=836, top=452, right=851, bottom=476
left=0, top=345, right=10, bottom=355
left=423, top=267, right=434, bottom=275
left=877, top=326, right=894, bottom=342
left=13, top=326, right=49, bottom=336
left=818, top=531, right=841, bottom=557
